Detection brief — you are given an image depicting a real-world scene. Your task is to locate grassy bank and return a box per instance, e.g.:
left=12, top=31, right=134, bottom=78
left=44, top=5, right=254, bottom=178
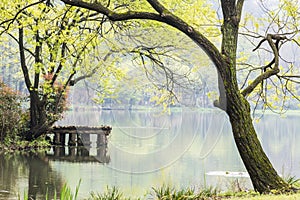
left=88, top=189, right=300, bottom=200
left=25, top=183, right=299, bottom=200
left=230, top=193, right=300, bottom=200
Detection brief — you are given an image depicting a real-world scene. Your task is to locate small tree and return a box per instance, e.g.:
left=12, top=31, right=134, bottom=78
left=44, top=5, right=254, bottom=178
left=0, top=1, right=192, bottom=141
left=0, top=1, right=122, bottom=140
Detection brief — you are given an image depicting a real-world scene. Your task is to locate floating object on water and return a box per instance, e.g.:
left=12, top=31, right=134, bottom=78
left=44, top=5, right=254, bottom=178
left=206, top=171, right=250, bottom=178
left=0, top=190, right=10, bottom=194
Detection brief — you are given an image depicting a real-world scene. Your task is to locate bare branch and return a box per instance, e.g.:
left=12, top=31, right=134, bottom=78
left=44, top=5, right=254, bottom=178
left=241, top=34, right=287, bottom=97
left=6, top=32, right=35, bottom=57
left=279, top=75, right=300, bottom=84
left=252, top=38, right=267, bottom=52
left=70, top=51, right=113, bottom=85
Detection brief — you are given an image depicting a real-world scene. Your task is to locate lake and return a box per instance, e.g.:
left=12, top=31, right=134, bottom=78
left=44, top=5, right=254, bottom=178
left=1, top=108, right=300, bottom=199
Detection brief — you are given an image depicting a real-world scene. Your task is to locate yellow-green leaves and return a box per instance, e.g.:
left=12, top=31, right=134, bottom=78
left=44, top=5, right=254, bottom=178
left=161, top=0, right=220, bottom=38
left=0, top=0, right=129, bottom=120
left=281, top=0, right=299, bottom=19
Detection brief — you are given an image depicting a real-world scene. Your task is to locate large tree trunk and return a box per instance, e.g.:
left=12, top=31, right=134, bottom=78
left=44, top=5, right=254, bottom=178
left=24, top=92, right=50, bottom=141
left=225, top=87, right=290, bottom=193
left=218, top=1, right=291, bottom=193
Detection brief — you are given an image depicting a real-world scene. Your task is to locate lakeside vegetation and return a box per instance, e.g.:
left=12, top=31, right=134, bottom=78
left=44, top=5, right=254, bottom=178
left=1, top=0, right=300, bottom=197
left=21, top=183, right=300, bottom=200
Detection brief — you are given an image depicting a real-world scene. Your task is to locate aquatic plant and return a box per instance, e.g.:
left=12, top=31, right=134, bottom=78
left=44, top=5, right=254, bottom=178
left=18, top=179, right=81, bottom=200
left=51, top=180, right=81, bottom=200
left=89, top=186, right=127, bottom=200
left=151, top=184, right=218, bottom=200
left=284, top=175, right=300, bottom=188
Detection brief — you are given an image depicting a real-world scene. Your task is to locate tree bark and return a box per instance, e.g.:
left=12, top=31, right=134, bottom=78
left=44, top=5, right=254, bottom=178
left=219, top=1, right=291, bottom=193
left=225, top=86, right=290, bottom=193
left=24, top=91, right=50, bottom=141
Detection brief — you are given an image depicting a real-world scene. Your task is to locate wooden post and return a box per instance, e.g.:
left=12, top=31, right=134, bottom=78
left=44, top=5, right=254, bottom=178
left=54, top=146, right=65, bottom=156
left=69, top=146, right=76, bottom=156
left=68, top=133, right=77, bottom=146
left=53, top=133, right=59, bottom=145
left=60, top=133, right=66, bottom=146
left=96, top=146, right=110, bottom=163
left=77, top=147, right=89, bottom=156
left=77, top=135, right=84, bottom=146
left=97, top=134, right=107, bottom=146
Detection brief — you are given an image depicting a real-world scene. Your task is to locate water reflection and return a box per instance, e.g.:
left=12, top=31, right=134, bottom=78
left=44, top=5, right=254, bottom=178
left=1, top=110, right=300, bottom=199
left=0, top=145, right=110, bottom=200
left=46, top=146, right=110, bottom=163
left=55, top=109, right=300, bottom=197
left=0, top=151, right=62, bottom=200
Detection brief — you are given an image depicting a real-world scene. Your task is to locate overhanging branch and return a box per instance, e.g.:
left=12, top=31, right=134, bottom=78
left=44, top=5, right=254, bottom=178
left=60, top=0, right=225, bottom=74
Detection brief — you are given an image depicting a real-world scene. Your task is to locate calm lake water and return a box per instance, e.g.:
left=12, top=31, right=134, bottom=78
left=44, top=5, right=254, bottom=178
left=1, top=108, right=300, bottom=199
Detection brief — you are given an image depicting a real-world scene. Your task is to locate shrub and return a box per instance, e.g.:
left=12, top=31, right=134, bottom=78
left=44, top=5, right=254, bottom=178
left=0, top=79, right=25, bottom=143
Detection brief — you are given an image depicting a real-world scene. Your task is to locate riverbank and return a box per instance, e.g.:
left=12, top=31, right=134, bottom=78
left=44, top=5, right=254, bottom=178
left=0, top=137, right=50, bottom=152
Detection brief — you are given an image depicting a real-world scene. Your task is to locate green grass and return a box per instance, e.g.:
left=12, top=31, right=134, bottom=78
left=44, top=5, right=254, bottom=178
left=87, top=186, right=300, bottom=200
left=89, top=186, right=128, bottom=200
left=151, top=184, right=219, bottom=199
left=58, top=180, right=81, bottom=200
left=20, top=181, right=300, bottom=200
left=20, top=180, right=81, bottom=200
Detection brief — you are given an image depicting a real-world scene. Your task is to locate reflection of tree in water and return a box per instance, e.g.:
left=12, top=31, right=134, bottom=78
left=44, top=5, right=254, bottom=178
left=27, top=152, right=64, bottom=199
left=0, top=145, right=110, bottom=199
left=0, top=151, right=63, bottom=200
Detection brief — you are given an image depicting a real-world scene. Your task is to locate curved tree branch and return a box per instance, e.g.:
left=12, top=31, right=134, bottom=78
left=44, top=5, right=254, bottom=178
left=241, top=34, right=287, bottom=97
left=60, top=0, right=226, bottom=74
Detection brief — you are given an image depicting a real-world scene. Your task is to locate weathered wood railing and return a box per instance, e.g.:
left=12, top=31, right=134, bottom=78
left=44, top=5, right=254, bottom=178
left=49, top=125, right=112, bottom=146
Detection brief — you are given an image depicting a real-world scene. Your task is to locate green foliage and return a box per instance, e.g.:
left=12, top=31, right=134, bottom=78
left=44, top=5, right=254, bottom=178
left=151, top=184, right=218, bottom=200
left=0, top=0, right=127, bottom=136
left=2, top=136, right=51, bottom=151
left=18, top=182, right=300, bottom=200
left=58, top=181, right=81, bottom=200
left=23, top=180, right=77, bottom=200
left=0, top=80, right=26, bottom=143
left=89, top=186, right=127, bottom=200
left=284, top=175, right=300, bottom=188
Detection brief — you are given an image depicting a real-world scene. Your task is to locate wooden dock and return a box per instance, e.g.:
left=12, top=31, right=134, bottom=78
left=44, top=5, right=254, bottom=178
left=49, top=125, right=112, bottom=146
